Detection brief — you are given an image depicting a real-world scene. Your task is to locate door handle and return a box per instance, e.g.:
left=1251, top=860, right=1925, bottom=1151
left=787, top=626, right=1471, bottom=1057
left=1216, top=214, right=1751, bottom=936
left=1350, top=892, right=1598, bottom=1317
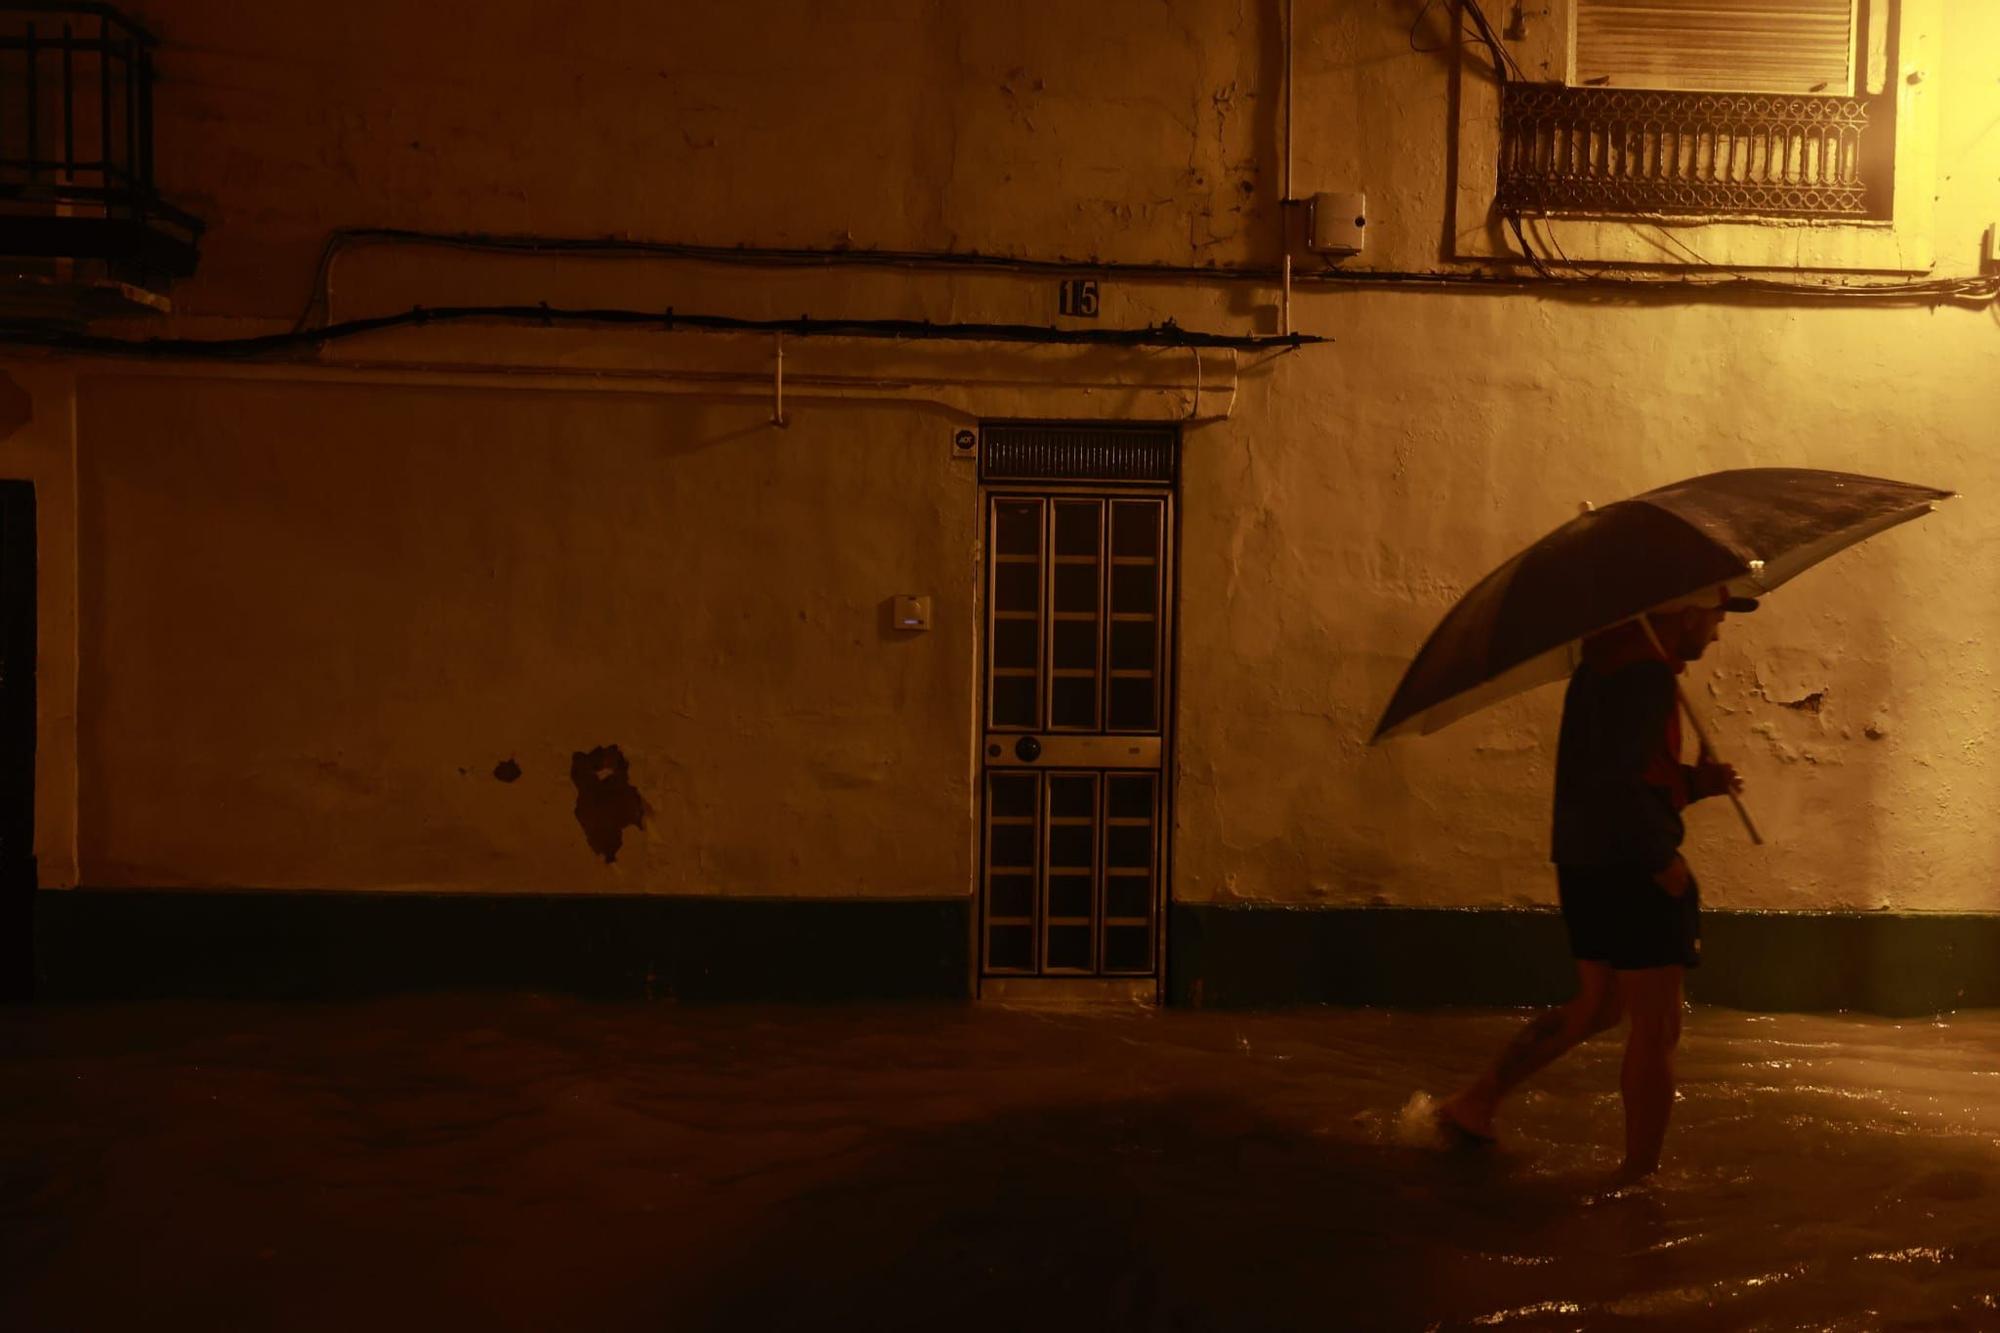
left=1013, top=735, right=1042, bottom=763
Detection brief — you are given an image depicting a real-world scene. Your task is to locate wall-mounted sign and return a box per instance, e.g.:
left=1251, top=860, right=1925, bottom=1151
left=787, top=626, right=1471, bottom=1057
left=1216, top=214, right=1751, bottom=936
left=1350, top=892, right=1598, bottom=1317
left=1058, top=279, right=1100, bottom=318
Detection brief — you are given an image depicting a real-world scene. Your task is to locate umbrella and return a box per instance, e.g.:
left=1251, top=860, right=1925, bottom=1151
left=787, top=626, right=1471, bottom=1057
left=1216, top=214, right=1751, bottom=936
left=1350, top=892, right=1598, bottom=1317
left=1371, top=467, right=1954, bottom=747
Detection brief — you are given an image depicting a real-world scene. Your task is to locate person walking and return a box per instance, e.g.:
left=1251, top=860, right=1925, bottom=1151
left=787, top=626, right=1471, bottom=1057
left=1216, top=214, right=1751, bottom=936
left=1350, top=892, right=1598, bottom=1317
left=1434, top=586, right=1753, bottom=1182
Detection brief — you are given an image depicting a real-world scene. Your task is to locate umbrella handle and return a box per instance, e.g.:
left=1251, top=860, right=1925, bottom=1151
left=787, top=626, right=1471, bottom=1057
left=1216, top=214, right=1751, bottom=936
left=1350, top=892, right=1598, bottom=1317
left=1693, top=730, right=1765, bottom=847
left=1635, top=618, right=1765, bottom=847
left=1721, top=788, right=1765, bottom=846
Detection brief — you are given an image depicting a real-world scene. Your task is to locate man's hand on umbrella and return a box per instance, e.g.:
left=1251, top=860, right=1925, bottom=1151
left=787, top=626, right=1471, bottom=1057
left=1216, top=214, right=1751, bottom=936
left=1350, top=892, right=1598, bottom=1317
left=1692, top=759, right=1743, bottom=801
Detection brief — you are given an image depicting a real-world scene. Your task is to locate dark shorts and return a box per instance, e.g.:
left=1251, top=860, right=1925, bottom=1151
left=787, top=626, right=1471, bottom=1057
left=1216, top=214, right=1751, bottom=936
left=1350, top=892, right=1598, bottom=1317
left=1557, top=863, right=1702, bottom=971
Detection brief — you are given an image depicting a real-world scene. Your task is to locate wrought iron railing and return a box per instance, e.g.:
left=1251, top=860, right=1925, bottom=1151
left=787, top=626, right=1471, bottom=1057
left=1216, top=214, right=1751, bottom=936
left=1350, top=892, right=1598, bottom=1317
left=1497, top=84, right=1876, bottom=219
left=0, top=2, right=199, bottom=272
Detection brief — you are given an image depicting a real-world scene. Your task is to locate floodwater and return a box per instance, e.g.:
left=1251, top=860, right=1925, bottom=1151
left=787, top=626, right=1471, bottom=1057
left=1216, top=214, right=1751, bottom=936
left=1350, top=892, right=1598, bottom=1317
left=3, top=998, right=1998, bottom=1331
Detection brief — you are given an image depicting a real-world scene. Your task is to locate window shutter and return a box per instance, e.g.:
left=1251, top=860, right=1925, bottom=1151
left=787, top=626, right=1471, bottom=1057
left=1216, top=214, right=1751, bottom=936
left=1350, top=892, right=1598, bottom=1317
left=1574, top=0, right=1857, bottom=94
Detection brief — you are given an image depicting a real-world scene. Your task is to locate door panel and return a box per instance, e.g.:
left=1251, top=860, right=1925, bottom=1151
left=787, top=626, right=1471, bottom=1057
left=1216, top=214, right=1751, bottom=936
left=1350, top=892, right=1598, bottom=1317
left=979, top=488, right=1171, bottom=980
left=1048, top=499, right=1102, bottom=732
left=987, top=497, right=1044, bottom=732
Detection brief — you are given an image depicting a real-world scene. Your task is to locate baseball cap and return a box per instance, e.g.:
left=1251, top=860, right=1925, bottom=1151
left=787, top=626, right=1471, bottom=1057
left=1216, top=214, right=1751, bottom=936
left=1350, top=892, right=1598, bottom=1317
left=1656, top=585, right=1760, bottom=615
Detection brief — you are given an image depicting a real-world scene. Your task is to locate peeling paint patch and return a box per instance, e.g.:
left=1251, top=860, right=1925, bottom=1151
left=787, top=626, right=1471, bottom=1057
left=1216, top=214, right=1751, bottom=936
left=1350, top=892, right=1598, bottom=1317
left=1777, top=691, right=1827, bottom=714
left=493, top=757, right=521, bottom=783
left=569, top=745, right=650, bottom=864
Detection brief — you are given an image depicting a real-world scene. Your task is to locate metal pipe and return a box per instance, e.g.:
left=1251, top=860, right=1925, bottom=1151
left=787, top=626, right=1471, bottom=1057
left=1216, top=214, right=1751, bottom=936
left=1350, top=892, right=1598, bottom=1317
left=1281, top=0, right=1295, bottom=336
left=60, top=22, right=71, bottom=179
left=66, top=355, right=1215, bottom=425
left=96, top=15, right=107, bottom=184
left=25, top=22, right=37, bottom=181
left=1284, top=0, right=1294, bottom=205
left=138, top=43, right=152, bottom=188
left=771, top=332, right=786, bottom=426
left=120, top=34, right=133, bottom=194
left=1282, top=255, right=1292, bottom=338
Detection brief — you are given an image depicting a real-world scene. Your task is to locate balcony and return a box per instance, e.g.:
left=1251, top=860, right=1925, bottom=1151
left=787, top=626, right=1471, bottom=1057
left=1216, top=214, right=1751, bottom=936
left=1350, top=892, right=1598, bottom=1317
left=0, top=2, right=200, bottom=296
left=1497, top=84, right=1883, bottom=221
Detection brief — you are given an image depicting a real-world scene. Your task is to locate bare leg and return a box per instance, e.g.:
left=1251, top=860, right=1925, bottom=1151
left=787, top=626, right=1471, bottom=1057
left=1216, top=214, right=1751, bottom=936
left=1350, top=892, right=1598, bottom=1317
left=1438, top=960, right=1621, bottom=1139
left=1613, top=965, right=1685, bottom=1181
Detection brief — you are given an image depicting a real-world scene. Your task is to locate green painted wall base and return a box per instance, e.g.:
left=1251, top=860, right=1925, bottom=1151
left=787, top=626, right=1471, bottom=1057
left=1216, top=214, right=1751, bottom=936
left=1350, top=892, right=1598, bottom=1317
left=34, top=890, right=971, bottom=1003
left=1170, top=905, right=2000, bottom=1016
left=28, top=892, right=2000, bottom=1015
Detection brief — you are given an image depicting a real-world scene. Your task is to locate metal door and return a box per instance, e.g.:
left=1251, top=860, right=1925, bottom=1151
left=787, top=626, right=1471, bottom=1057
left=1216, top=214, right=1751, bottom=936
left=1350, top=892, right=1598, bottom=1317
left=979, top=488, right=1173, bottom=982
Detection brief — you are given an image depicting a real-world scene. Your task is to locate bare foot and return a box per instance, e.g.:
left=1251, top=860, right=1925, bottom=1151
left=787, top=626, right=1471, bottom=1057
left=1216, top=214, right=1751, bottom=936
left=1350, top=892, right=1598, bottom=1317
left=1434, top=1098, right=1497, bottom=1147
left=1608, top=1157, right=1659, bottom=1188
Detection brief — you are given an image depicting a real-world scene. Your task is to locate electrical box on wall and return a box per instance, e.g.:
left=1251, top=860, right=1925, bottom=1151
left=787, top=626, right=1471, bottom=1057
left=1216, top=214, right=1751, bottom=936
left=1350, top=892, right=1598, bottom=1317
left=1308, top=192, right=1367, bottom=256
left=892, top=595, right=931, bottom=631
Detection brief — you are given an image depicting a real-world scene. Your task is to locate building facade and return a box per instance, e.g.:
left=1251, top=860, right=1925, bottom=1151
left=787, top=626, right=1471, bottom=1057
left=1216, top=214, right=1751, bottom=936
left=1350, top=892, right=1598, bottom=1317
left=7, top=0, right=1998, bottom=1008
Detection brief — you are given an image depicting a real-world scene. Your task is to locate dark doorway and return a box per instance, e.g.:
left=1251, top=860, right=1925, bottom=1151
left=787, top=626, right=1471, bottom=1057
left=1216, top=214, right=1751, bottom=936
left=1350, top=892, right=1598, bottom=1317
left=0, top=480, right=34, bottom=1001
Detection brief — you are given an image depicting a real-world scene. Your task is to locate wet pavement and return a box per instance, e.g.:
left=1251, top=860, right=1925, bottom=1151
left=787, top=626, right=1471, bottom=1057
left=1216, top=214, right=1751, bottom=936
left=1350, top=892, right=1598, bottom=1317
left=3, top=995, right=1998, bottom=1331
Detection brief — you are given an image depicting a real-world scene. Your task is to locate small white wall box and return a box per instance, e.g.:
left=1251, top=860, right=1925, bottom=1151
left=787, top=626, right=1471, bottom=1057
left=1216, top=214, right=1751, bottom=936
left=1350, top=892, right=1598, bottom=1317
left=1308, top=192, right=1367, bottom=255
left=893, top=595, right=931, bottom=630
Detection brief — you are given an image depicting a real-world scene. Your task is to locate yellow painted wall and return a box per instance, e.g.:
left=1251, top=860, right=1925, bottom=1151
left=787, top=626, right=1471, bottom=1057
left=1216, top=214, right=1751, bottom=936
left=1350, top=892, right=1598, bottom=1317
left=5, top=1, right=1995, bottom=908
left=1181, top=297, right=1997, bottom=911
left=75, top=376, right=976, bottom=892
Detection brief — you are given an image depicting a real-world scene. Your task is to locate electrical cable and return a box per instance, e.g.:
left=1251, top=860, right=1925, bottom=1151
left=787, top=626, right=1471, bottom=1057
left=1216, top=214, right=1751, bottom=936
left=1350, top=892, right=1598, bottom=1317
left=291, top=227, right=1290, bottom=334
left=1407, top=0, right=1452, bottom=56
left=1491, top=215, right=1998, bottom=305
left=1458, top=0, right=1526, bottom=83
left=1533, top=214, right=1590, bottom=282
left=0, top=304, right=1324, bottom=360
left=1505, top=212, right=1554, bottom=279
left=290, top=224, right=1999, bottom=323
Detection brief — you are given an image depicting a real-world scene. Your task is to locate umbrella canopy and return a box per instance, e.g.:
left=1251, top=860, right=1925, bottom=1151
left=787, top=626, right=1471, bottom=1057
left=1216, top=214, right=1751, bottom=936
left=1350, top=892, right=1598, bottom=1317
left=1371, top=468, right=1954, bottom=743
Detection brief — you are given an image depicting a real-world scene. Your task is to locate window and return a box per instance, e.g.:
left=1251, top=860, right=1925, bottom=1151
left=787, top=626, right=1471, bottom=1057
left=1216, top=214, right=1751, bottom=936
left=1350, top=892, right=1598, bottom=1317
left=1451, top=0, right=1940, bottom=272
left=1574, top=0, right=1859, bottom=95
left=1502, top=0, right=1884, bottom=219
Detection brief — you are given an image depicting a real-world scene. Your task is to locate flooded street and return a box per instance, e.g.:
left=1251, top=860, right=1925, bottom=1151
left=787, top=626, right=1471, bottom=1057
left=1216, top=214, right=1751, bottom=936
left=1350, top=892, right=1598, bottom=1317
left=4, top=997, right=1998, bottom=1331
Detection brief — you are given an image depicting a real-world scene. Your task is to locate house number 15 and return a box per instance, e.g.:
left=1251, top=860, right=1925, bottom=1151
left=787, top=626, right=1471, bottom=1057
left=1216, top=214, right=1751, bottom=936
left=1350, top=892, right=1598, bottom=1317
left=1058, top=279, right=1100, bottom=318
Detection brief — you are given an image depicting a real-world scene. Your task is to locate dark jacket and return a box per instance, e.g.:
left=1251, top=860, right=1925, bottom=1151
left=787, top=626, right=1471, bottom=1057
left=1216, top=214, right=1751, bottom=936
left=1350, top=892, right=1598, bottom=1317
left=1550, top=647, right=1690, bottom=873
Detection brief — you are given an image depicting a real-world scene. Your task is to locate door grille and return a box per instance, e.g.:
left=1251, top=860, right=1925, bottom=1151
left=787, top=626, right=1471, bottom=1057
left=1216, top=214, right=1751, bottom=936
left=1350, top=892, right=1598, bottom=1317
left=986, top=496, right=1165, bottom=736
left=980, top=423, right=1177, bottom=486
left=979, top=483, right=1171, bottom=981
left=982, top=767, right=1160, bottom=975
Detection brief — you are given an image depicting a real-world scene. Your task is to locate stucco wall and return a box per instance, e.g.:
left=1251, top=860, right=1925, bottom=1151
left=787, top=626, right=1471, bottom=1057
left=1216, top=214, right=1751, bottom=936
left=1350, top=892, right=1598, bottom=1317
left=74, top=376, right=975, bottom=892
left=1180, top=296, right=1998, bottom=911
left=7, top=1, right=1996, bottom=909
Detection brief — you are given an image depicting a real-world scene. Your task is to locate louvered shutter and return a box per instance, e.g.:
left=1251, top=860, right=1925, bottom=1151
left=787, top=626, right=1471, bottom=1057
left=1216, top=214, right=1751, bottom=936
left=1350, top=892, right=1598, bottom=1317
left=1574, top=0, right=1857, bottom=94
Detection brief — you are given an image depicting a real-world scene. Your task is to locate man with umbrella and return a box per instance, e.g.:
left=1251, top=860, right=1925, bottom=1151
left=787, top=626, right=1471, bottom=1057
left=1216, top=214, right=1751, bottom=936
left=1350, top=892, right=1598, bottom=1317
left=1434, top=587, right=1753, bottom=1182
left=1372, top=468, right=1951, bottom=1182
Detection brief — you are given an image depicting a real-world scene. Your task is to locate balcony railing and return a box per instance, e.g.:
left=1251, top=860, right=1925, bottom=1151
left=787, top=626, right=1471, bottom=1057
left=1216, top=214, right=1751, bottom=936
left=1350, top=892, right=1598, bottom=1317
left=1497, top=84, right=1876, bottom=219
left=0, top=2, right=199, bottom=278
